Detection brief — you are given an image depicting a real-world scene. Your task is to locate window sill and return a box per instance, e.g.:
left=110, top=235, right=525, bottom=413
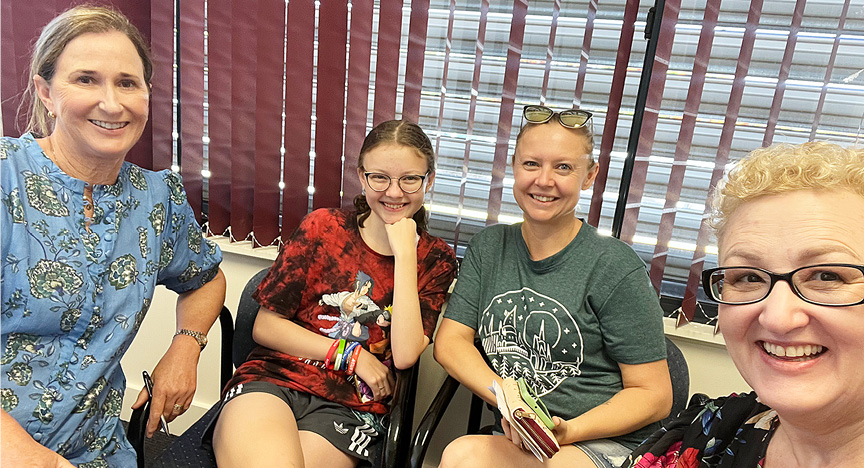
left=208, top=235, right=279, bottom=261
left=663, top=317, right=726, bottom=348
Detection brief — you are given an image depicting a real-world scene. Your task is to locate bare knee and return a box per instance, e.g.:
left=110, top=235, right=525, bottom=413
left=439, top=435, right=490, bottom=468
left=212, top=393, right=303, bottom=468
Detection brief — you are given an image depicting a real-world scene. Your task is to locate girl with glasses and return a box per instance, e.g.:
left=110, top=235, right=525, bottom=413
left=624, top=142, right=864, bottom=468
left=210, top=121, right=457, bottom=468
left=436, top=106, right=672, bottom=468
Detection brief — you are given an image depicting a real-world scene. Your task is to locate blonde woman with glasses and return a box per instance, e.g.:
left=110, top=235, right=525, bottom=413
left=623, top=142, right=864, bottom=468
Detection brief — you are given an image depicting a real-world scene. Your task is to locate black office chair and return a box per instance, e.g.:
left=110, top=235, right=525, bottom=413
left=126, top=303, right=234, bottom=468
left=128, top=268, right=418, bottom=467
left=408, top=337, right=695, bottom=468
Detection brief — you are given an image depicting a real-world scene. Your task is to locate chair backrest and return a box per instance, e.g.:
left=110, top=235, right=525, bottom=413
left=232, top=268, right=271, bottom=367
left=663, top=337, right=690, bottom=427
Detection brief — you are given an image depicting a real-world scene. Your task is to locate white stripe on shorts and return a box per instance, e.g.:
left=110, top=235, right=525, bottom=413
left=348, top=423, right=377, bottom=457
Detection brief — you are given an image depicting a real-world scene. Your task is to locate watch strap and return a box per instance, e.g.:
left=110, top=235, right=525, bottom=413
left=174, top=329, right=207, bottom=350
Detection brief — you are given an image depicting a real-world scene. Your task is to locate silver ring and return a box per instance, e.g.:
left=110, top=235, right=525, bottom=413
left=173, top=403, right=184, bottom=413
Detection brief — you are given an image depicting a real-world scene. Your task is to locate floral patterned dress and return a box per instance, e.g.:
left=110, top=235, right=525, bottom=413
left=621, top=392, right=778, bottom=468
left=1, top=134, right=222, bottom=467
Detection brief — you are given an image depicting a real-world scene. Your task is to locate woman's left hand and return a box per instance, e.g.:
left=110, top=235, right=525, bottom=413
left=384, top=217, right=418, bottom=258
left=131, top=336, right=200, bottom=437
left=551, top=416, right=575, bottom=445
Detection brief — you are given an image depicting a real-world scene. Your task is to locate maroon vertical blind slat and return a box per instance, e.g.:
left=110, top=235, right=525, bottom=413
left=313, top=0, right=349, bottom=211
left=649, top=0, right=720, bottom=293
left=619, top=0, right=681, bottom=245
left=341, top=1, right=374, bottom=208
left=228, top=0, right=258, bottom=242
left=178, top=0, right=205, bottom=221
left=280, top=0, right=316, bottom=238
left=251, top=0, right=287, bottom=246
left=679, top=0, right=764, bottom=325
left=1, top=0, right=21, bottom=136
left=117, top=0, right=152, bottom=169
left=148, top=0, right=174, bottom=171
left=588, top=0, right=639, bottom=228
left=206, top=0, right=233, bottom=235
left=810, top=0, right=850, bottom=140
left=402, top=0, right=430, bottom=122
left=539, top=0, right=561, bottom=104
left=427, top=0, right=457, bottom=212
left=486, top=0, right=528, bottom=226
left=372, top=0, right=403, bottom=124
left=453, top=0, right=490, bottom=248
left=762, top=0, right=806, bottom=146
left=1, top=0, right=58, bottom=137
left=573, top=0, right=598, bottom=107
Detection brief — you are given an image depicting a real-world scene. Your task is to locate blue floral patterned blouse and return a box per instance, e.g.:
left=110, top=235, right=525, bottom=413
left=1, top=134, right=222, bottom=468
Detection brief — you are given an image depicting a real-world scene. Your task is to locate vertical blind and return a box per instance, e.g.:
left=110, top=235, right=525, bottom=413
left=3, top=0, right=863, bottom=326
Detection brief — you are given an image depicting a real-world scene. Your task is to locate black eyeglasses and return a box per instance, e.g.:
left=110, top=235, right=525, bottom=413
left=702, top=264, right=864, bottom=306
left=522, top=105, right=593, bottom=129
left=363, top=172, right=428, bottom=194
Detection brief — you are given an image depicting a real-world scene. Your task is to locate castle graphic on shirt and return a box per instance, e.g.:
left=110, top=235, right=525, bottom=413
left=479, top=287, right=583, bottom=397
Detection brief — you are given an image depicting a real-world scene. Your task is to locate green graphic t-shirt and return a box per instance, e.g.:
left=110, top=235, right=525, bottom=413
left=445, top=221, right=666, bottom=448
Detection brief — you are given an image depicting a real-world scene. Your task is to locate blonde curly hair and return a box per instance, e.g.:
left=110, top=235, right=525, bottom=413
left=711, top=141, right=864, bottom=239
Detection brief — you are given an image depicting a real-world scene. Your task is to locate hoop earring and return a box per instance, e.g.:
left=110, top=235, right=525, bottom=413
left=48, top=110, right=56, bottom=119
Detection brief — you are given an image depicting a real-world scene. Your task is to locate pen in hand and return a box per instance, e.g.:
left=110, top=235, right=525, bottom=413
left=142, top=370, right=171, bottom=436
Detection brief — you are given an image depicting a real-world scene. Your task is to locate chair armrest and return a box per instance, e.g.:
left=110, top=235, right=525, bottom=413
left=383, top=364, right=419, bottom=468
left=407, top=375, right=461, bottom=468
left=217, top=305, right=235, bottom=389
left=127, top=401, right=150, bottom=468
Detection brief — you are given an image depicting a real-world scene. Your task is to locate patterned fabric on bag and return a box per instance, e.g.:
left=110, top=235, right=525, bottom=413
left=622, top=392, right=777, bottom=468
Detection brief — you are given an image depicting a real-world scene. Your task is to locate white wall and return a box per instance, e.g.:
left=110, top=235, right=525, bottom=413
left=120, top=242, right=750, bottom=464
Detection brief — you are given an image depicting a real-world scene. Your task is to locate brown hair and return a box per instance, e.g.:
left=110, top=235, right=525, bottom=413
left=21, top=4, right=153, bottom=137
left=711, top=141, right=864, bottom=240
left=354, top=120, right=435, bottom=232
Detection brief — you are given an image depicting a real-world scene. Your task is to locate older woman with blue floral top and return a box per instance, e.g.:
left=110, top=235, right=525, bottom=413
left=1, top=5, right=225, bottom=468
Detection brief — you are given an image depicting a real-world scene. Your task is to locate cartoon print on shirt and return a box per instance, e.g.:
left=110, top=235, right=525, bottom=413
left=359, top=305, right=392, bottom=357
left=318, top=271, right=382, bottom=342
left=479, top=287, right=583, bottom=397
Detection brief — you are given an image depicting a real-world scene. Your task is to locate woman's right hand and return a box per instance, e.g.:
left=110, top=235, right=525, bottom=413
left=500, top=416, right=525, bottom=451
left=383, top=217, right=418, bottom=259
left=353, top=348, right=395, bottom=401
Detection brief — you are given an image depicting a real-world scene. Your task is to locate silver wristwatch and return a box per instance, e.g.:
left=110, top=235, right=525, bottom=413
left=174, top=329, right=208, bottom=351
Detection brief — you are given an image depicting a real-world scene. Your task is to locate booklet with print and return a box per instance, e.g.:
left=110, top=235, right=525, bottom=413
left=491, top=377, right=560, bottom=461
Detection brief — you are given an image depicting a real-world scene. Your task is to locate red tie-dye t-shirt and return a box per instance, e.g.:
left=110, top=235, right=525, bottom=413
left=225, top=208, right=457, bottom=414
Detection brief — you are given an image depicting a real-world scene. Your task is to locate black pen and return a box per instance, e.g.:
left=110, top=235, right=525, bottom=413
left=142, top=370, right=171, bottom=436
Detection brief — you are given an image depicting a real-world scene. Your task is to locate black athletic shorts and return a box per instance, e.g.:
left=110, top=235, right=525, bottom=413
left=203, top=381, right=386, bottom=465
